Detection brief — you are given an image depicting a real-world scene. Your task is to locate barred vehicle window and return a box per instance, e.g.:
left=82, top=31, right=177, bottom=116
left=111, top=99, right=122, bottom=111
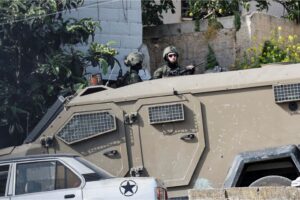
left=0, top=165, right=9, bottom=197
left=57, top=111, right=116, bottom=144
left=148, top=103, right=185, bottom=124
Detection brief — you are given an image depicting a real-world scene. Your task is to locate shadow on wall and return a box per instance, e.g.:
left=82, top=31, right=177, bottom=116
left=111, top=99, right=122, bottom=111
left=0, top=126, right=19, bottom=148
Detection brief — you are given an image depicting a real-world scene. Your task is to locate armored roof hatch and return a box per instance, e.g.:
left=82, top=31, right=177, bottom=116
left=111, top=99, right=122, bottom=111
left=79, top=85, right=111, bottom=96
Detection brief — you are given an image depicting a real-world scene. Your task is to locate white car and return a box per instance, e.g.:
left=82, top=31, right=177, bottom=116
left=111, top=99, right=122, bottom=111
left=0, top=154, right=167, bottom=200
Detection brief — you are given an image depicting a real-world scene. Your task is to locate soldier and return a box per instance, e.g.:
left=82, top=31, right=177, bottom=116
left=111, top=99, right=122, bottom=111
left=153, top=46, right=195, bottom=79
left=116, top=52, right=143, bottom=87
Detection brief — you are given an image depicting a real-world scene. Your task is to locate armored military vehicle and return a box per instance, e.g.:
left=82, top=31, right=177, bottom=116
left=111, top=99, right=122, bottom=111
left=2, top=63, right=300, bottom=198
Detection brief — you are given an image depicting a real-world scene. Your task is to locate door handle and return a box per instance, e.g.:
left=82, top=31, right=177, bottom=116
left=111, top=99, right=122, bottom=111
left=180, top=134, right=195, bottom=141
left=103, top=150, right=118, bottom=157
left=64, top=194, right=75, bottom=199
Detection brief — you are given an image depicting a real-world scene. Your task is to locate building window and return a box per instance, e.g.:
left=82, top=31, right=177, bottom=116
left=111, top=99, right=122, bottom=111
left=181, top=0, right=190, bottom=18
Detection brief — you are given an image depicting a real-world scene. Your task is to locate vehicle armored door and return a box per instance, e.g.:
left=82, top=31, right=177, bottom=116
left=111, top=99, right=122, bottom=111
left=0, top=164, right=10, bottom=200
left=11, top=161, right=82, bottom=200
left=49, top=103, right=129, bottom=177
left=133, top=94, right=205, bottom=187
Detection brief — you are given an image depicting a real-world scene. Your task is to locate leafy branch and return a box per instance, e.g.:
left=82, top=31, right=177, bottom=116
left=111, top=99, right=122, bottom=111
left=0, top=0, right=117, bottom=144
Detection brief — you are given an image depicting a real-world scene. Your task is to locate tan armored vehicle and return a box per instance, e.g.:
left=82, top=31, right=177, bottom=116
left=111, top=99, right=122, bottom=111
left=2, top=63, right=300, bottom=198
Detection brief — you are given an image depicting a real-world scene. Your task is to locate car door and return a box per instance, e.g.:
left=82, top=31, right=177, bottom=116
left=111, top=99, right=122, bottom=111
left=11, top=160, right=82, bottom=200
left=0, top=164, right=11, bottom=200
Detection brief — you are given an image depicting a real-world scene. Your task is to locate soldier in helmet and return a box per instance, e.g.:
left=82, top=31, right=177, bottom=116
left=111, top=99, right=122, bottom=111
left=116, top=52, right=143, bottom=87
left=153, top=46, right=195, bottom=79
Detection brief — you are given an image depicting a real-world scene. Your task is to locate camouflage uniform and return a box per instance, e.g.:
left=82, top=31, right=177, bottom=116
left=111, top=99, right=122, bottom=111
left=117, top=52, right=143, bottom=87
left=153, top=64, right=186, bottom=79
left=153, top=46, right=194, bottom=79
left=120, top=70, right=142, bottom=85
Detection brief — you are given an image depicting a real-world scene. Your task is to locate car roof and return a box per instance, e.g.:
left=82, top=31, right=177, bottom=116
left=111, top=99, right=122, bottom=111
left=0, top=154, right=78, bottom=164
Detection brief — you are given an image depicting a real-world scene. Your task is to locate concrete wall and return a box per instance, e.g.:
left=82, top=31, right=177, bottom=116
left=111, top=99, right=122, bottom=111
left=189, top=187, right=300, bottom=200
left=64, top=0, right=143, bottom=80
left=144, top=13, right=300, bottom=74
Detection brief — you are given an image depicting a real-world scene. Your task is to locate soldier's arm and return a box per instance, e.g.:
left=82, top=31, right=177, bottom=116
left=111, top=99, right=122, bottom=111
left=153, top=67, right=163, bottom=79
left=116, top=71, right=129, bottom=87
left=129, top=73, right=142, bottom=84
left=178, top=65, right=195, bottom=75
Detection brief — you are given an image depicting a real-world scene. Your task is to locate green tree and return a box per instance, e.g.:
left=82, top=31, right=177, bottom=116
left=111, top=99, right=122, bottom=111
left=188, top=0, right=300, bottom=31
left=0, top=0, right=117, bottom=145
left=248, top=0, right=300, bottom=23
left=188, top=0, right=242, bottom=31
left=142, top=0, right=175, bottom=26
left=277, top=0, right=300, bottom=23
left=206, top=45, right=218, bottom=70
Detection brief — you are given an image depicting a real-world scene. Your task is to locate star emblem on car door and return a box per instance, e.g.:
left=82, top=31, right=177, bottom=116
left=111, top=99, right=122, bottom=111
left=119, top=180, right=138, bottom=196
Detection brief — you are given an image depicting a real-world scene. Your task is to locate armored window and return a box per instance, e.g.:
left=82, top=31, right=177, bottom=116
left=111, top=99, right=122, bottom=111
left=273, top=83, right=300, bottom=103
left=148, top=103, right=184, bottom=124
left=57, top=111, right=116, bottom=144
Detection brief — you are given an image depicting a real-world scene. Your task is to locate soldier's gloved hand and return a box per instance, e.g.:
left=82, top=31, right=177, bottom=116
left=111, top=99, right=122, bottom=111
left=185, top=65, right=195, bottom=74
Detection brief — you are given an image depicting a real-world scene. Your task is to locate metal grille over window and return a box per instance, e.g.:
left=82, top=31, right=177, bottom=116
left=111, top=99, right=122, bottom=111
left=148, top=103, right=184, bottom=124
left=57, top=112, right=116, bottom=144
left=274, top=83, right=300, bottom=103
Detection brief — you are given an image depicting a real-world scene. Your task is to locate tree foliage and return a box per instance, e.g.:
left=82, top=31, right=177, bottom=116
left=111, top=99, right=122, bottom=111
left=206, top=45, right=218, bottom=70
left=188, top=0, right=300, bottom=31
left=0, top=0, right=117, bottom=144
left=142, top=0, right=175, bottom=26
left=142, top=0, right=300, bottom=27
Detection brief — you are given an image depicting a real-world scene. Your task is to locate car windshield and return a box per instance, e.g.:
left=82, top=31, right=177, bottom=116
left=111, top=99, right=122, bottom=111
left=75, top=157, right=114, bottom=179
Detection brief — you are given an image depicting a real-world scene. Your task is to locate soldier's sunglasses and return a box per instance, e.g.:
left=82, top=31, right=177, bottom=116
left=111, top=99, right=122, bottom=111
left=168, top=54, right=177, bottom=58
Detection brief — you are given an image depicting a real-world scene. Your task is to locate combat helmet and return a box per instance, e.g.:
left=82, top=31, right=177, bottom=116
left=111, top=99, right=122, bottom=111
left=163, top=46, right=179, bottom=60
left=124, top=52, right=144, bottom=67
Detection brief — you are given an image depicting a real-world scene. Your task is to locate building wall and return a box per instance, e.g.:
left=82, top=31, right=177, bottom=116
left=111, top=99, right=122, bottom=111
left=160, top=0, right=182, bottom=24
left=144, top=13, right=300, bottom=74
left=244, top=1, right=285, bottom=17
left=64, top=0, right=143, bottom=80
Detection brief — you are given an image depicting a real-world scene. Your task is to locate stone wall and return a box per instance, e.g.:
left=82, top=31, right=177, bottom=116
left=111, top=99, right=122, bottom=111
left=236, top=12, right=300, bottom=59
left=144, top=13, right=300, bottom=74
